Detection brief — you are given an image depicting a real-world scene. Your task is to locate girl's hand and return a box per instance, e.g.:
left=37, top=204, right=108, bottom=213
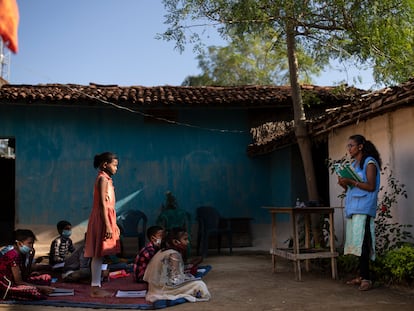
left=338, top=177, right=350, bottom=190
left=37, top=285, right=55, bottom=295
left=104, top=226, right=113, bottom=240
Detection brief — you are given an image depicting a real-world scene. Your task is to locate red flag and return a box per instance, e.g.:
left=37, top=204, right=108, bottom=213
left=0, top=0, right=19, bottom=53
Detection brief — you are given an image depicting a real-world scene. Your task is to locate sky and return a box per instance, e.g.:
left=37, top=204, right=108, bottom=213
left=6, top=0, right=377, bottom=89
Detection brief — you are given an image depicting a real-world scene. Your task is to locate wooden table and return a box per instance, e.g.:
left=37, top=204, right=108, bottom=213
left=263, top=206, right=338, bottom=281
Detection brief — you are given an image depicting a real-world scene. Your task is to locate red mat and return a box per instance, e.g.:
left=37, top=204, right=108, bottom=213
left=0, top=266, right=211, bottom=309
left=49, top=274, right=148, bottom=303
left=0, top=274, right=159, bottom=309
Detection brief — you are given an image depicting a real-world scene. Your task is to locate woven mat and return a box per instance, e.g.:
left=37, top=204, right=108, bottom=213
left=0, top=265, right=211, bottom=309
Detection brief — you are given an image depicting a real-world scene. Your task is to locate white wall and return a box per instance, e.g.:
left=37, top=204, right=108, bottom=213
left=328, top=106, right=414, bottom=247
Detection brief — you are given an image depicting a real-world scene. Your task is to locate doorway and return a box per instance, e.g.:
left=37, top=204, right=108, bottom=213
left=312, top=140, right=330, bottom=205
left=0, top=138, right=15, bottom=246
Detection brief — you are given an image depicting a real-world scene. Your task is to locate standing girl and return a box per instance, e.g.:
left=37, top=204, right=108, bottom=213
left=84, top=152, right=121, bottom=297
left=338, top=134, right=382, bottom=291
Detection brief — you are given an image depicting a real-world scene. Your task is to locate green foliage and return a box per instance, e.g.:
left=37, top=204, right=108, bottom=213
left=336, top=246, right=414, bottom=285
left=301, top=91, right=322, bottom=107
left=375, top=166, right=413, bottom=256
left=161, top=0, right=414, bottom=86
left=373, top=244, right=414, bottom=285
left=346, top=1, right=414, bottom=85
left=337, top=254, right=359, bottom=276
left=182, top=33, right=321, bottom=86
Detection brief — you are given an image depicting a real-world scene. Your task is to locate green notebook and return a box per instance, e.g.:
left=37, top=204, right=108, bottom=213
left=334, top=162, right=362, bottom=188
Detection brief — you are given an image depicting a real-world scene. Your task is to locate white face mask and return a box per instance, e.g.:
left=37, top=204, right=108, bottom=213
left=155, top=238, right=162, bottom=246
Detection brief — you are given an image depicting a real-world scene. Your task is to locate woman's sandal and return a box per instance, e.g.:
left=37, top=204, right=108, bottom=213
left=358, top=279, right=372, bottom=291
left=346, top=277, right=362, bottom=286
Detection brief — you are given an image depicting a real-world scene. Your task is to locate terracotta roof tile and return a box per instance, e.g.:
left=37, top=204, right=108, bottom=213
left=247, top=78, right=414, bottom=156
left=0, top=83, right=362, bottom=108
left=0, top=82, right=373, bottom=157
left=308, top=78, right=414, bottom=137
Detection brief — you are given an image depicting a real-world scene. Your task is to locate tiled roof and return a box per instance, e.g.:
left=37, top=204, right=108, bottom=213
left=247, top=78, right=414, bottom=156
left=308, top=78, right=414, bottom=137
left=0, top=81, right=374, bottom=157
left=0, top=83, right=363, bottom=108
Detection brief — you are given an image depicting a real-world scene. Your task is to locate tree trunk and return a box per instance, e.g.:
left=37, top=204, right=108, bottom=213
left=285, top=22, right=319, bottom=202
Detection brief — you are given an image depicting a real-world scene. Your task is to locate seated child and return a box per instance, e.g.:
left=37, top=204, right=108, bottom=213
left=178, top=237, right=203, bottom=276
left=164, top=229, right=202, bottom=276
left=143, top=227, right=211, bottom=303
left=0, top=229, right=55, bottom=300
left=133, top=225, right=164, bottom=282
left=49, top=220, right=76, bottom=268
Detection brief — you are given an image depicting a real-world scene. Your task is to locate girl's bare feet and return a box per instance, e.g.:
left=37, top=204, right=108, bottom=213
left=90, top=286, right=113, bottom=298
left=358, top=279, right=372, bottom=291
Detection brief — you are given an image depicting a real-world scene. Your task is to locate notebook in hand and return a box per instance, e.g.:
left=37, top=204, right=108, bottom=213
left=334, top=162, right=362, bottom=188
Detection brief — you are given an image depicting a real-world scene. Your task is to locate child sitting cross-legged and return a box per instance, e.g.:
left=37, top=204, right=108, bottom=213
left=49, top=220, right=76, bottom=269
left=0, top=229, right=55, bottom=300
left=133, top=225, right=164, bottom=283
left=143, top=227, right=211, bottom=303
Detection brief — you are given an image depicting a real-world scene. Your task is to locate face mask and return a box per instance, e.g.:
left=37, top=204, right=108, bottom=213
left=154, top=238, right=162, bottom=246
left=62, top=230, right=72, bottom=238
left=19, top=245, right=31, bottom=255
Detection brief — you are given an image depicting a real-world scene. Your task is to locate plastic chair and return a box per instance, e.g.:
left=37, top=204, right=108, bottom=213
left=196, top=206, right=233, bottom=258
left=116, top=209, right=147, bottom=251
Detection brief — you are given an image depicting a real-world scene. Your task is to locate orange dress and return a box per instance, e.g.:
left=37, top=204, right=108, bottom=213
left=84, top=171, right=120, bottom=258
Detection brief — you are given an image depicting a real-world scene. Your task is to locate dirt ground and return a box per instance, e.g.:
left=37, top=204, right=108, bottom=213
left=1, top=251, right=413, bottom=311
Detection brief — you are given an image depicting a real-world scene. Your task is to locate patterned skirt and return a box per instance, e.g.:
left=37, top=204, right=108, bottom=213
left=0, top=274, right=51, bottom=301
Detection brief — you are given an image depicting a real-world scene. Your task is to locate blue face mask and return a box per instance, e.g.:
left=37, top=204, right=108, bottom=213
left=62, top=230, right=72, bottom=238
left=19, top=245, right=31, bottom=255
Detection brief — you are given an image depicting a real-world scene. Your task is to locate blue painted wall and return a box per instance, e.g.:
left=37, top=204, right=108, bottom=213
left=267, top=146, right=308, bottom=222
left=0, top=104, right=301, bottom=229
